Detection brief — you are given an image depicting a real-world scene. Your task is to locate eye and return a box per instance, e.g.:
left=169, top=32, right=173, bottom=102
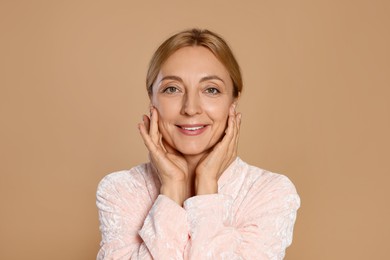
left=163, top=86, right=180, bottom=94
left=204, top=87, right=220, bottom=95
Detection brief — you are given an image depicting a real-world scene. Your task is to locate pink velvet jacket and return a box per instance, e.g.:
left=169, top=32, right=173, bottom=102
left=96, top=157, right=300, bottom=259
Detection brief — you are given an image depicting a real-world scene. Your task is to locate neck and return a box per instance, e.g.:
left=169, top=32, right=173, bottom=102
left=183, top=153, right=206, bottom=196
left=183, top=153, right=205, bottom=176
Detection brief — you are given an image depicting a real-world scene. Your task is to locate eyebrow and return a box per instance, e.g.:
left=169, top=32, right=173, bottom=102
left=159, top=75, right=225, bottom=85
left=159, top=75, right=183, bottom=84
left=199, top=75, right=225, bottom=84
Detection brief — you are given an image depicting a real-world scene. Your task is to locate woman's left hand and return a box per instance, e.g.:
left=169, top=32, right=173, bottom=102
left=195, top=104, right=242, bottom=195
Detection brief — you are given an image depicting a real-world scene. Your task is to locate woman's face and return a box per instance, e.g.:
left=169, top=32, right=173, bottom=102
left=151, top=46, right=237, bottom=156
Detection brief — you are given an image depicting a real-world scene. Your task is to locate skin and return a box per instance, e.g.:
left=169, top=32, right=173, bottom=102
left=138, top=46, right=241, bottom=206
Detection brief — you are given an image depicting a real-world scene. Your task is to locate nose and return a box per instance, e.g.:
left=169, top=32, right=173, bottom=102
left=181, top=92, right=202, bottom=116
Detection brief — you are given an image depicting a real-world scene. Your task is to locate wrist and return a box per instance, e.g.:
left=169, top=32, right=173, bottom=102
left=160, top=181, right=188, bottom=206
left=195, top=176, right=218, bottom=195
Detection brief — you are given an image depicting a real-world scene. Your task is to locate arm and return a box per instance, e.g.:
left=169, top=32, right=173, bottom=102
left=184, top=175, right=300, bottom=260
left=190, top=105, right=300, bottom=258
left=138, top=109, right=191, bottom=206
left=96, top=171, right=189, bottom=259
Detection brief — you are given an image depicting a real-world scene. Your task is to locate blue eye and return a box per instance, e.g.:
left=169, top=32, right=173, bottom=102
left=163, top=86, right=179, bottom=94
left=205, top=87, right=220, bottom=95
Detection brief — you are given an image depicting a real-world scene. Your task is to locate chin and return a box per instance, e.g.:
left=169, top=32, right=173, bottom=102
left=163, top=132, right=223, bottom=156
left=181, top=150, right=208, bottom=157
left=174, top=140, right=216, bottom=157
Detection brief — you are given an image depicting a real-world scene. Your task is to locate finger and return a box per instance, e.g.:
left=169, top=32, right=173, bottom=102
left=226, top=106, right=238, bottom=151
left=158, top=133, right=167, bottom=153
left=138, top=122, right=158, bottom=154
left=143, top=114, right=150, bottom=132
left=232, top=112, right=241, bottom=157
left=216, top=106, right=236, bottom=156
left=232, top=111, right=240, bottom=148
left=206, top=113, right=234, bottom=171
left=198, top=105, right=236, bottom=174
left=236, top=113, right=241, bottom=139
left=162, top=138, right=183, bottom=156
left=216, top=115, right=233, bottom=158
left=149, top=107, right=160, bottom=144
left=225, top=109, right=240, bottom=163
left=223, top=105, right=235, bottom=141
left=139, top=122, right=169, bottom=170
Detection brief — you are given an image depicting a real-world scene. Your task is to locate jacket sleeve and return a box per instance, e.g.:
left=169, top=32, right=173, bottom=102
left=96, top=172, right=189, bottom=259
left=183, top=174, right=300, bottom=260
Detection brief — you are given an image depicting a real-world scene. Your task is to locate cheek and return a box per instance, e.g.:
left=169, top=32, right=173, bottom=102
left=153, top=98, right=180, bottom=131
left=205, top=102, right=230, bottom=123
left=153, top=97, right=172, bottom=119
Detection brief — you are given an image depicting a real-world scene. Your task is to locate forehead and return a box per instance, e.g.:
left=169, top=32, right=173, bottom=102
left=159, top=46, right=232, bottom=82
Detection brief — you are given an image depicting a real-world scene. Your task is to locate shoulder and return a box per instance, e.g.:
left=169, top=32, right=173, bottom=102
left=237, top=158, right=297, bottom=191
left=96, top=162, right=157, bottom=199
left=252, top=165, right=297, bottom=194
left=235, top=158, right=300, bottom=207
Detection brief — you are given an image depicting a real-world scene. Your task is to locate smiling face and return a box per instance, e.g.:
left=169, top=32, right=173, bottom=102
left=150, top=46, right=237, bottom=156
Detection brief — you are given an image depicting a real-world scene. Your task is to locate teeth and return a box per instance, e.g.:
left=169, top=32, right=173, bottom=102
left=182, top=126, right=204, bottom=131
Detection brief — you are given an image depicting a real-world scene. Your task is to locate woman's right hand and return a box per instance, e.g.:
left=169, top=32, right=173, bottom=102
left=138, top=107, right=190, bottom=205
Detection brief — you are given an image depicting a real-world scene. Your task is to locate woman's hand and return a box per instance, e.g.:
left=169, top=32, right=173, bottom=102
left=138, top=107, right=190, bottom=205
left=195, top=104, right=242, bottom=195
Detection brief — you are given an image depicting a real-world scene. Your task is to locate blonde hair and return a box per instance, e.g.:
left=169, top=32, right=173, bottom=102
left=146, top=28, right=242, bottom=97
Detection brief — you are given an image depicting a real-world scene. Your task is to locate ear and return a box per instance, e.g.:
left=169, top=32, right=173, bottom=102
left=232, top=92, right=241, bottom=108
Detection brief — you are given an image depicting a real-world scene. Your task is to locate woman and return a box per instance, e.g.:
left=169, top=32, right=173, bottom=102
left=96, top=29, right=300, bottom=259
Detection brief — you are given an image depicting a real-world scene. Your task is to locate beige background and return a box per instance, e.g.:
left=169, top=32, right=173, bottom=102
left=1, top=1, right=389, bottom=259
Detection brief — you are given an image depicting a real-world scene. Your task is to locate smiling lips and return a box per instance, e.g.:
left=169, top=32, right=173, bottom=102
left=176, top=124, right=209, bottom=136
